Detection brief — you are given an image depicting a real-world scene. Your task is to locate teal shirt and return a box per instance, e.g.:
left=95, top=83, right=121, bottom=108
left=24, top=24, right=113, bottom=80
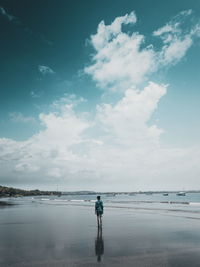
left=95, top=200, right=103, bottom=213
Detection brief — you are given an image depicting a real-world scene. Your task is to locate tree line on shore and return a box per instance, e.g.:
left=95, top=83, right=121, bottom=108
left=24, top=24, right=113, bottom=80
left=0, top=185, right=61, bottom=197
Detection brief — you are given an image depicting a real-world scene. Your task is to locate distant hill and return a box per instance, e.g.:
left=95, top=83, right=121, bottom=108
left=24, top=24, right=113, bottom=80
left=62, top=190, right=96, bottom=195
left=0, top=185, right=61, bottom=197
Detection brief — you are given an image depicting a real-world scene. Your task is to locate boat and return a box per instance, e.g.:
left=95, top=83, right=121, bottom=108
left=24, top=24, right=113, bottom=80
left=163, top=193, right=168, bottom=196
left=129, top=193, right=136, bottom=196
left=176, top=192, right=186, bottom=196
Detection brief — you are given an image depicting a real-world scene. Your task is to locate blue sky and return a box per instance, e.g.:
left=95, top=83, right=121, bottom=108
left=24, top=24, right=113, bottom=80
left=0, top=0, right=200, bottom=191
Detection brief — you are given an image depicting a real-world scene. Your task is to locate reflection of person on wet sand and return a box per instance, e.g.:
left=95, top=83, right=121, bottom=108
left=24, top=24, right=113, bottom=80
left=95, top=226, right=104, bottom=262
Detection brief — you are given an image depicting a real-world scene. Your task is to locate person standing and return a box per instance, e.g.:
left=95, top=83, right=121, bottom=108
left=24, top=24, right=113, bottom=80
left=95, top=196, right=103, bottom=227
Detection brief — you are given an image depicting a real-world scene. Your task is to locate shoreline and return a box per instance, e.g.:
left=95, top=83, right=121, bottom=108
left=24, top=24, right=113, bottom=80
left=1, top=201, right=200, bottom=266
left=0, top=200, right=15, bottom=206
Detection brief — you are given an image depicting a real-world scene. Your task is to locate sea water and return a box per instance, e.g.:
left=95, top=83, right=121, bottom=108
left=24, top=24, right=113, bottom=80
left=2, top=192, right=200, bottom=217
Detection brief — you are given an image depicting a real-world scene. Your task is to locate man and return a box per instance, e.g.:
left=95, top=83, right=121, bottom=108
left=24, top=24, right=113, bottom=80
left=95, top=195, right=103, bottom=227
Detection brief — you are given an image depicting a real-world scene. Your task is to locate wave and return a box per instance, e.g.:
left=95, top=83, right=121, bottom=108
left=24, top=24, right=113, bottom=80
left=39, top=198, right=192, bottom=205
left=189, top=202, right=200, bottom=206
left=70, top=199, right=85, bottom=202
left=53, top=199, right=69, bottom=202
left=107, top=200, right=190, bottom=205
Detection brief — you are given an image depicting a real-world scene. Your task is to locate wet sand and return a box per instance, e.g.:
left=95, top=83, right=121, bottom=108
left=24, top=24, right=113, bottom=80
left=1, top=202, right=200, bottom=266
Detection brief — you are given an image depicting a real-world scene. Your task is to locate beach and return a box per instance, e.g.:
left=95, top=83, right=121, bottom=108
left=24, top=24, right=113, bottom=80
left=1, top=196, right=200, bottom=266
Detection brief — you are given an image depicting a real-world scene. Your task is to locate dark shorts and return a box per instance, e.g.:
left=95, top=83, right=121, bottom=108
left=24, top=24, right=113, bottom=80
left=96, top=211, right=103, bottom=216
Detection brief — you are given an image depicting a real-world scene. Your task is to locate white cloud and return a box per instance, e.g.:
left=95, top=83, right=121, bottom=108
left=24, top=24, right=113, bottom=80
left=153, top=9, right=193, bottom=38
left=38, top=65, right=55, bottom=75
left=90, top=11, right=137, bottom=51
left=153, top=9, right=199, bottom=65
left=160, top=36, right=192, bottom=65
left=0, top=6, right=16, bottom=21
left=85, top=10, right=200, bottom=92
left=30, top=90, right=43, bottom=98
left=0, top=11, right=200, bottom=191
left=96, top=82, right=167, bottom=146
left=37, top=106, right=89, bottom=148
left=1, top=83, right=199, bottom=191
left=85, top=11, right=155, bottom=91
left=9, top=112, right=36, bottom=124
left=153, top=24, right=178, bottom=37
left=0, top=100, right=92, bottom=188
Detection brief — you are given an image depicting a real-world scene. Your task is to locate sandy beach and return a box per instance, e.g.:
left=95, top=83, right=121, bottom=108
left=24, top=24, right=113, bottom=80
left=1, top=199, right=200, bottom=267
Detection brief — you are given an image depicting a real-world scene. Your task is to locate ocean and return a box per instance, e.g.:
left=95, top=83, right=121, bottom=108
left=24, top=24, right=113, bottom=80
left=2, top=192, right=200, bottom=218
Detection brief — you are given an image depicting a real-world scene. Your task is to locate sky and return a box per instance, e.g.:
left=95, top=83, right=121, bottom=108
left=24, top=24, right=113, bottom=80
left=0, top=0, right=200, bottom=191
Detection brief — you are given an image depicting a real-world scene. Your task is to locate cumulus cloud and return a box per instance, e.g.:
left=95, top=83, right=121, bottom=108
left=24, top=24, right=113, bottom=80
left=90, top=11, right=137, bottom=51
left=0, top=99, right=92, bottom=188
left=85, top=10, right=200, bottom=91
left=1, top=83, right=199, bottom=191
left=38, top=65, right=55, bottom=75
left=0, top=10, right=200, bottom=190
left=85, top=11, right=155, bottom=91
left=96, top=82, right=167, bottom=146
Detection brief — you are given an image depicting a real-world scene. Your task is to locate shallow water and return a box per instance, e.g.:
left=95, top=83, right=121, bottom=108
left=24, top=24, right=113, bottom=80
left=1, top=196, right=200, bottom=266
left=3, top=192, right=200, bottom=217
left=3, top=191, right=200, bottom=205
